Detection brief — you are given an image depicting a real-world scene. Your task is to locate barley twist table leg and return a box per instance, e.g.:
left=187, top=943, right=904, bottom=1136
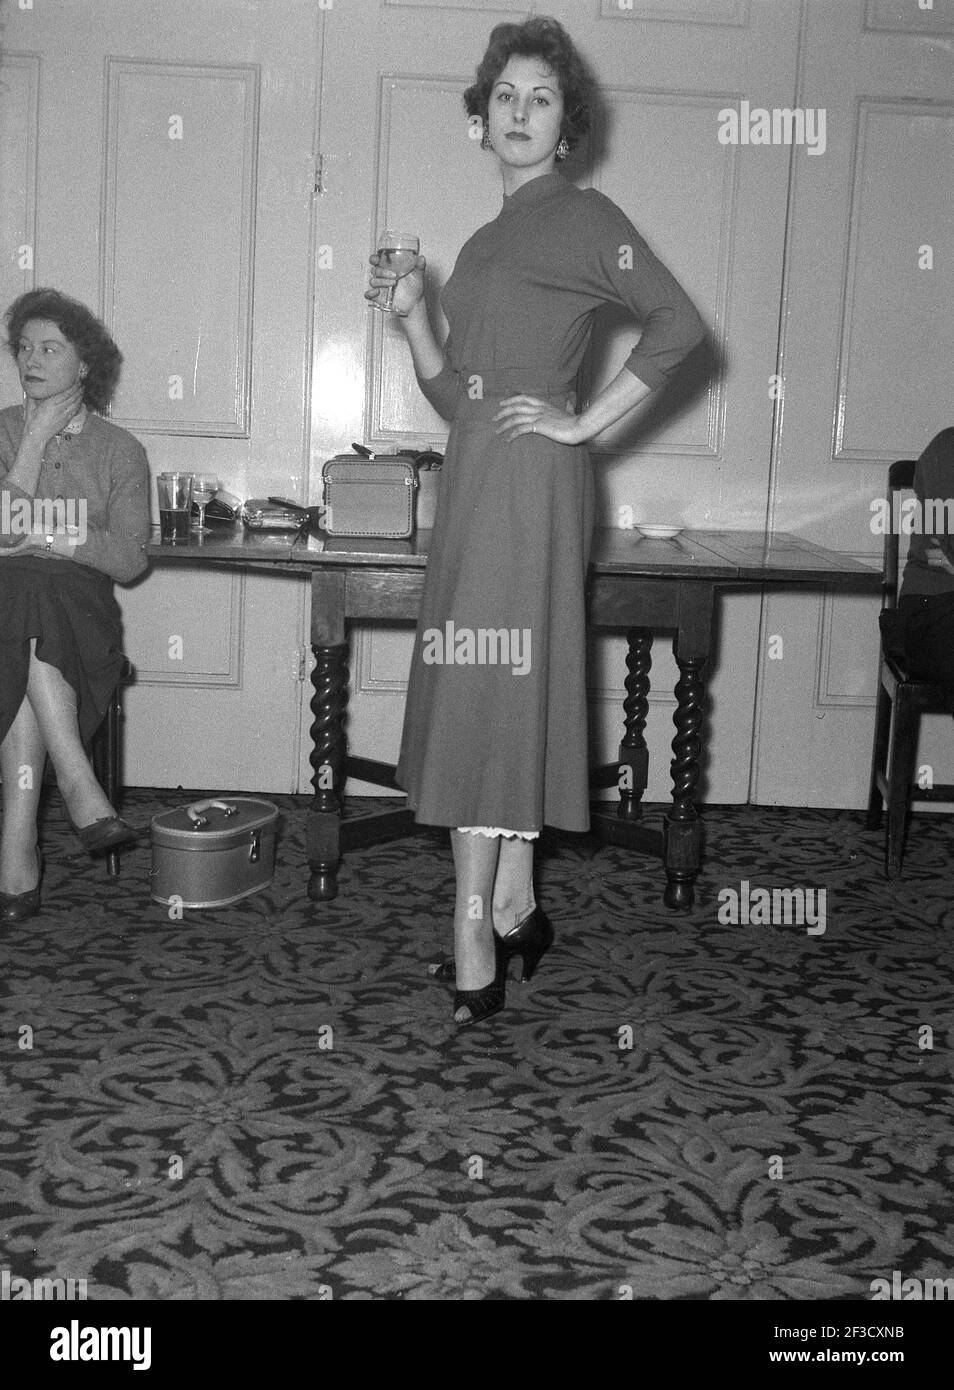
left=308, top=642, right=348, bottom=901
left=664, top=655, right=706, bottom=910
left=617, top=627, right=652, bottom=820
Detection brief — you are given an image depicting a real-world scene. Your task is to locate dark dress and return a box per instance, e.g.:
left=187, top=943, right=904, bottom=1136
left=394, top=171, right=705, bottom=833
left=0, top=556, right=124, bottom=746
left=0, top=406, right=150, bottom=747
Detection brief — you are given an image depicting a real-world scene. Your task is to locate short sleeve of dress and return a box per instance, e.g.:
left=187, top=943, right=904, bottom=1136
left=580, top=190, right=705, bottom=392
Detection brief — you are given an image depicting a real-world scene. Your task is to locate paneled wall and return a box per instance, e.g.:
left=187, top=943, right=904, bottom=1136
left=1, top=0, right=951, bottom=807
left=0, top=51, right=39, bottom=315
left=752, top=0, right=954, bottom=803
left=103, top=61, right=259, bottom=436
left=0, top=0, right=321, bottom=791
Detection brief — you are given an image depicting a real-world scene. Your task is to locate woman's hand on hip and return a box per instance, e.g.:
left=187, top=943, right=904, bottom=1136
left=364, top=251, right=427, bottom=318
left=493, top=394, right=586, bottom=446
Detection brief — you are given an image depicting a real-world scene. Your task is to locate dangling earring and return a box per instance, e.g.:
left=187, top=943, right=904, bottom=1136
left=555, top=136, right=570, bottom=162
left=481, top=120, right=493, bottom=151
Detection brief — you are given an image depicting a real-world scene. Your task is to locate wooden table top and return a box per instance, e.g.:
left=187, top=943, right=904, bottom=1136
left=145, top=524, right=881, bottom=586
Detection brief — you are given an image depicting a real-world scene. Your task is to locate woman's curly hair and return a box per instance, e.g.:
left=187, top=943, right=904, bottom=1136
left=5, top=287, right=122, bottom=413
left=463, top=15, right=592, bottom=155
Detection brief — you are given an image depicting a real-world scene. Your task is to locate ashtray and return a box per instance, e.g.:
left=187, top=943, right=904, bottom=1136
left=636, top=524, right=682, bottom=540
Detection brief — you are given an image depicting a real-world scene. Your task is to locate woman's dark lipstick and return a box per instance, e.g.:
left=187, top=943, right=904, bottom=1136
left=506, top=132, right=531, bottom=140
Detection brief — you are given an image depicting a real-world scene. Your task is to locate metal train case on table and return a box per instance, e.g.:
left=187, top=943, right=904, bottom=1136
left=149, top=798, right=278, bottom=908
left=321, top=454, right=418, bottom=539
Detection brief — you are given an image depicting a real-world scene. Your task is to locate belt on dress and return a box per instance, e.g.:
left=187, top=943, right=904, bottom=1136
left=453, top=368, right=577, bottom=410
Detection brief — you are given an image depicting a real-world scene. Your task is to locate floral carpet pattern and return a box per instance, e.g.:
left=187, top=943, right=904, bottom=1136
left=1, top=791, right=952, bottom=1301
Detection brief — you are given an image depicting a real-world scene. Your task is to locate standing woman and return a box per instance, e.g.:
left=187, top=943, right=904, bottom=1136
left=367, top=16, right=705, bottom=1027
left=0, top=288, right=150, bottom=922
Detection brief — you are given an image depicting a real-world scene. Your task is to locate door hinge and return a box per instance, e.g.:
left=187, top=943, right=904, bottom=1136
left=297, top=646, right=310, bottom=683
left=313, top=153, right=325, bottom=196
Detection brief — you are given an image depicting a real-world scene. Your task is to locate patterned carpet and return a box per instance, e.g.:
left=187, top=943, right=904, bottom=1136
left=1, top=789, right=952, bottom=1302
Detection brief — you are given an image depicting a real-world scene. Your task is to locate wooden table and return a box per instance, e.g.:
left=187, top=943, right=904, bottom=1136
left=145, top=524, right=880, bottom=909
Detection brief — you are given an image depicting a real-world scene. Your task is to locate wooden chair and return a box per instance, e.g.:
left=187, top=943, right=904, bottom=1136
left=88, top=659, right=134, bottom=878
left=866, top=459, right=954, bottom=875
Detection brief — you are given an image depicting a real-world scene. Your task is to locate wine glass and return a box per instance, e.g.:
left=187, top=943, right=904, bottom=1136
left=369, top=231, right=420, bottom=313
left=190, top=473, right=219, bottom=534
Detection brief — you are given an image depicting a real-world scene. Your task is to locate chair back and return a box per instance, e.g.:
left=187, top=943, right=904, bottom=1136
left=882, top=459, right=916, bottom=610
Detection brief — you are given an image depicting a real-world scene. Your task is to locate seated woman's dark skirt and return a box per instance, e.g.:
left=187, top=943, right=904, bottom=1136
left=0, top=555, right=124, bottom=747
left=898, top=592, right=954, bottom=684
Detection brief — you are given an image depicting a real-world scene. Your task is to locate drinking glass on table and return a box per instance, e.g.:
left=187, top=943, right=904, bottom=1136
left=157, top=472, right=193, bottom=544
left=190, top=473, right=220, bottom=534
left=369, top=231, right=420, bottom=313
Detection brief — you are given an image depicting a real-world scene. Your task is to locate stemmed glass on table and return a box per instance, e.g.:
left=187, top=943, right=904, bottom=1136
left=190, top=473, right=220, bottom=534
left=369, top=231, right=420, bottom=313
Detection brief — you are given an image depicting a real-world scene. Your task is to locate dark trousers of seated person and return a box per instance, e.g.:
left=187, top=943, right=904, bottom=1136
left=898, top=592, right=954, bottom=683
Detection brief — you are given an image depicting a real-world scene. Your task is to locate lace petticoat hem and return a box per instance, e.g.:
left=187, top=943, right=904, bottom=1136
left=456, top=826, right=540, bottom=840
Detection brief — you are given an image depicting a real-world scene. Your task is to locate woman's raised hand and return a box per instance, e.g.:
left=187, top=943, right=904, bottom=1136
left=365, top=251, right=426, bottom=318
left=23, top=383, right=85, bottom=446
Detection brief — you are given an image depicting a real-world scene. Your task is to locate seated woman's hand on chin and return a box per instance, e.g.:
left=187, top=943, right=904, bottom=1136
left=22, top=381, right=86, bottom=446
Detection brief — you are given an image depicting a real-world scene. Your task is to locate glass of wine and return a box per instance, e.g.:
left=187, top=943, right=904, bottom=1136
left=369, top=231, right=420, bottom=313
left=190, top=473, right=219, bottom=534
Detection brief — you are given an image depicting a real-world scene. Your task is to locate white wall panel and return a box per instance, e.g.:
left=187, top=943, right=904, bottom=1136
left=835, top=99, right=954, bottom=461
left=0, top=52, right=39, bottom=394
left=103, top=60, right=259, bottom=436
left=598, top=0, right=750, bottom=25
left=863, top=0, right=954, bottom=34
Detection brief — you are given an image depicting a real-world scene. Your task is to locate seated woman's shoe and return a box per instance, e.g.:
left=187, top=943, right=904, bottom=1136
left=429, top=906, right=554, bottom=987
left=0, top=851, right=42, bottom=923
left=70, top=815, right=138, bottom=856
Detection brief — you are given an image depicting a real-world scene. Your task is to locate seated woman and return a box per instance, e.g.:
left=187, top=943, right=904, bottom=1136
left=897, top=427, right=954, bottom=682
left=0, top=288, right=150, bottom=922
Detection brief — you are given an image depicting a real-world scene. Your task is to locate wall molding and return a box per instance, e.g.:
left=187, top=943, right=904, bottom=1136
left=0, top=51, right=40, bottom=303
left=585, top=85, right=737, bottom=463
left=384, top=0, right=517, bottom=10
left=813, top=557, right=880, bottom=711
left=352, top=626, right=411, bottom=697
left=352, top=623, right=681, bottom=709
left=131, top=571, right=245, bottom=688
left=862, top=0, right=954, bottom=35
left=598, top=0, right=750, bottom=26
left=102, top=58, right=260, bottom=437
left=834, top=95, right=954, bottom=463
left=365, top=73, right=469, bottom=451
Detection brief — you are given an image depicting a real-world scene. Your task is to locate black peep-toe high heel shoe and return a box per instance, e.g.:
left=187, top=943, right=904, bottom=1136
left=453, top=933, right=508, bottom=1031
left=430, top=906, right=555, bottom=988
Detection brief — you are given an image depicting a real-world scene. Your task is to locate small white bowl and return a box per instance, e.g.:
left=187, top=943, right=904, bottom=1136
left=636, top=524, right=682, bottom=540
